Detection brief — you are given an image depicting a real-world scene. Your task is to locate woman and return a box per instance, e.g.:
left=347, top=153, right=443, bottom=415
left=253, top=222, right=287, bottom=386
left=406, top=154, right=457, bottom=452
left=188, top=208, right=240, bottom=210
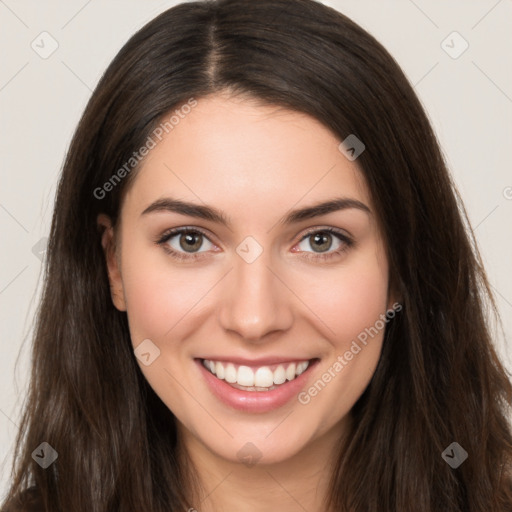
left=3, top=0, right=512, bottom=510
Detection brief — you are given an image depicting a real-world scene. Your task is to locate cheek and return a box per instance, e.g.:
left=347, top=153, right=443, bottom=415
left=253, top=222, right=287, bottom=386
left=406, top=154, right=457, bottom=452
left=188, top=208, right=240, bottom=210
left=336, top=267, right=387, bottom=340
left=120, top=231, right=389, bottom=353
left=119, top=241, right=204, bottom=345
left=295, top=250, right=389, bottom=349
left=293, top=255, right=389, bottom=415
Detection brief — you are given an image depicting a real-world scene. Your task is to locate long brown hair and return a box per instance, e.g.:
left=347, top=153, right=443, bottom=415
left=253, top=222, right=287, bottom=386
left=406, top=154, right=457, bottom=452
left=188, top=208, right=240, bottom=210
left=3, top=0, right=512, bottom=510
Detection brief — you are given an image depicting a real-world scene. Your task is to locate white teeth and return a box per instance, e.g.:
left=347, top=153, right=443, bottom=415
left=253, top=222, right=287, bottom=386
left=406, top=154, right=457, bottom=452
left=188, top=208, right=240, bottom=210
left=225, top=363, right=237, bottom=383
left=254, top=367, right=274, bottom=387
left=237, top=366, right=254, bottom=387
left=286, top=363, right=296, bottom=381
left=273, top=365, right=286, bottom=385
left=202, top=359, right=312, bottom=389
left=296, top=361, right=309, bottom=375
left=215, top=361, right=225, bottom=380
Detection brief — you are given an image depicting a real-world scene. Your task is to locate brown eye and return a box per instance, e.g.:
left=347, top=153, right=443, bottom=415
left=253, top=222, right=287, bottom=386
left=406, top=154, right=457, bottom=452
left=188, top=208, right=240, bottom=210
left=308, top=232, right=333, bottom=252
left=295, top=228, right=354, bottom=261
left=179, top=232, right=204, bottom=252
left=297, top=230, right=343, bottom=253
left=158, top=228, right=215, bottom=256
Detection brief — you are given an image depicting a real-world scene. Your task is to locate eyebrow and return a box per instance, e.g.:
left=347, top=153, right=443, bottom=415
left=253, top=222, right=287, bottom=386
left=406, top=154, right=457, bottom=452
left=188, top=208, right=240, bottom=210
left=140, top=196, right=371, bottom=227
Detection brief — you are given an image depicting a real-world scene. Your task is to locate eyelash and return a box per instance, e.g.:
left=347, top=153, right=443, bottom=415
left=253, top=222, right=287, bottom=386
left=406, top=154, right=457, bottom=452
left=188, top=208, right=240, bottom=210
left=155, top=226, right=354, bottom=263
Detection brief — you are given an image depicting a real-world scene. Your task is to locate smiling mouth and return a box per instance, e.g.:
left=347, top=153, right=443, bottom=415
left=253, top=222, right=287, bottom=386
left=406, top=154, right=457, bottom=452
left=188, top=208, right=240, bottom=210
left=200, top=358, right=319, bottom=391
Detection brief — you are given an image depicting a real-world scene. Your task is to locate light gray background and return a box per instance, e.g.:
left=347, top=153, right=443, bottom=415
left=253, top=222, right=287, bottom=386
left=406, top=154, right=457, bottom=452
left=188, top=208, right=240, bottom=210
left=1, top=0, right=511, bottom=496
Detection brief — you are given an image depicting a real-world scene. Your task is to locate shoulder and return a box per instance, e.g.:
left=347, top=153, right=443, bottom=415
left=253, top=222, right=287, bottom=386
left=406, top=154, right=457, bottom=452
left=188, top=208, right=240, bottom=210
left=2, top=487, right=43, bottom=512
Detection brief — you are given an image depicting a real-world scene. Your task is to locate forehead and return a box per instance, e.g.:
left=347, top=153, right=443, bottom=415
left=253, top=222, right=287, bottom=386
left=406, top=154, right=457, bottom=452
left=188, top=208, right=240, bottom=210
left=122, top=94, right=371, bottom=219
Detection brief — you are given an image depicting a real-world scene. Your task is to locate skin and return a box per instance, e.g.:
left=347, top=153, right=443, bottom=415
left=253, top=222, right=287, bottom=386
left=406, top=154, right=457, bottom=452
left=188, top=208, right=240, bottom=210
left=99, top=92, right=394, bottom=512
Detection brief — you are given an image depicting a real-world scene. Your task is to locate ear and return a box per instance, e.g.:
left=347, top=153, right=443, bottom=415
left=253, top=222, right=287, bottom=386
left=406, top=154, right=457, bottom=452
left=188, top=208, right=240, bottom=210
left=97, top=214, right=127, bottom=311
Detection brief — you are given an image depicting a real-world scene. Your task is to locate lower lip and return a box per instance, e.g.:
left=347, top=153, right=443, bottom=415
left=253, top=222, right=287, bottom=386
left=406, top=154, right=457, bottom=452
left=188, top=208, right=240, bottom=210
left=195, top=358, right=319, bottom=413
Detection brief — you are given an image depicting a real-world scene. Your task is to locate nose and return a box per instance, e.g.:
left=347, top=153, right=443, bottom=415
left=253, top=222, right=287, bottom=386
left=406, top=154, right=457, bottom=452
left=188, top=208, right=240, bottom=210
left=218, top=249, right=294, bottom=343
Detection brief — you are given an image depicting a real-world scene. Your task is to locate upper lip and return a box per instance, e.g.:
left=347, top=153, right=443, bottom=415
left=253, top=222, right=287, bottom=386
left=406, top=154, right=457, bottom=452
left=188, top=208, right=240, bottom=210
left=197, top=356, right=317, bottom=366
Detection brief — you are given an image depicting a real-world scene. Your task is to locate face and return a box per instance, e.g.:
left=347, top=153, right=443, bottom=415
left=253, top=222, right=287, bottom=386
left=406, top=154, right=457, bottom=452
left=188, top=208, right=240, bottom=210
left=99, top=93, right=393, bottom=467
